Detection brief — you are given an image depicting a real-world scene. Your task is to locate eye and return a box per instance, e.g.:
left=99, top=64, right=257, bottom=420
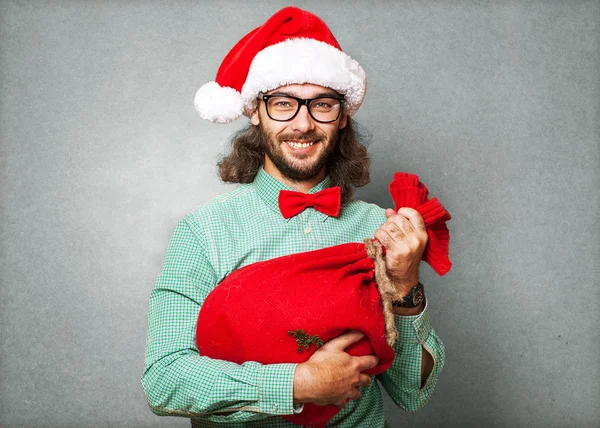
left=268, top=97, right=297, bottom=110
left=311, top=98, right=340, bottom=111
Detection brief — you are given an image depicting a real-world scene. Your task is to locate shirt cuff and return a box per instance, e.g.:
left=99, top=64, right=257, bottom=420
left=257, top=363, right=298, bottom=415
left=393, top=298, right=432, bottom=345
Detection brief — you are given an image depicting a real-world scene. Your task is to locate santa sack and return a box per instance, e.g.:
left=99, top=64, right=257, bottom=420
left=197, top=240, right=396, bottom=428
left=196, top=172, right=452, bottom=427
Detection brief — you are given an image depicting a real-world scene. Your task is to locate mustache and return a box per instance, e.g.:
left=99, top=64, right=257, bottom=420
left=277, top=130, right=324, bottom=142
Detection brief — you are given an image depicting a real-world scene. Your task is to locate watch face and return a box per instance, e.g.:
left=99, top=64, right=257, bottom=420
left=413, top=289, right=425, bottom=306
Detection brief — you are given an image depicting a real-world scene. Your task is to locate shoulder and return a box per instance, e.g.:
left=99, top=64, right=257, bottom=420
left=331, top=199, right=387, bottom=239
left=182, top=183, right=257, bottom=232
left=342, top=199, right=386, bottom=221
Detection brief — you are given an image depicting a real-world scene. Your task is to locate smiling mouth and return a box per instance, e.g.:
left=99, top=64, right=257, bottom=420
left=285, top=140, right=318, bottom=149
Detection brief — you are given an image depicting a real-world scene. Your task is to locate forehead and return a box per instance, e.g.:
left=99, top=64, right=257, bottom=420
left=264, top=83, right=340, bottom=97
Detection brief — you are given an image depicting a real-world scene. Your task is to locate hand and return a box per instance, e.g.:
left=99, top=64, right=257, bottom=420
left=293, top=330, right=379, bottom=408
left=373, top=208, right=428, bottom=295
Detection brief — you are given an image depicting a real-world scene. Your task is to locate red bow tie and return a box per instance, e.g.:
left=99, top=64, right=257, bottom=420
left=278, top=187, right=341, bottom=219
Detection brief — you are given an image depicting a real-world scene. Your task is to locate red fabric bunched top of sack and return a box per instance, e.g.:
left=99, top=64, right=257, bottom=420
left=196, top=172, right=452, bottom=427
left=389, top=172, right=452, bottom=275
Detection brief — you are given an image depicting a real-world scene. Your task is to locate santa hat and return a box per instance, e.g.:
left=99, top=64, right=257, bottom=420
left=194, top=6, right=367, bottom=123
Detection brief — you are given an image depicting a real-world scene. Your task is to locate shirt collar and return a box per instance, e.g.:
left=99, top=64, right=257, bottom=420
left=253, top=167, right=333, bottom=217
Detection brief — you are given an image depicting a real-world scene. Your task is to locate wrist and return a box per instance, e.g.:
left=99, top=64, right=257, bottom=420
left=392, top=281, right=425, bottom=309
left=391, top=277, right=420, bottom=295
left=393, top=300, right=425, bottom=316
left=293, top=362, right=312, bottom=404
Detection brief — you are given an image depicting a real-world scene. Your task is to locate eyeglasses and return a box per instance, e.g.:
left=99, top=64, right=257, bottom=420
left=258, top=92, right=345, bottom=123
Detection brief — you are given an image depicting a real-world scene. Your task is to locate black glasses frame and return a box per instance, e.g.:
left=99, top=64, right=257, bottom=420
left=258, top=92, right=345, bottom=123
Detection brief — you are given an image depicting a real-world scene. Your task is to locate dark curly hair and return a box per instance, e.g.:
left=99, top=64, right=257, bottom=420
left=217, top=118, right=371, bottom=204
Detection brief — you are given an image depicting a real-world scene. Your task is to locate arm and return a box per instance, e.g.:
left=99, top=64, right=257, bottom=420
left=373, top=207, right=445, bottom=410
left=141, top=219, right=298, bottom=422
left=377, top=299, right=445, bottom=411
left=393, top=303, right=435, bottom=387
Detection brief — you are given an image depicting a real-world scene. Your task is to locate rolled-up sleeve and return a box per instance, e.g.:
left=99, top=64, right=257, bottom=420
left=376, top=300, right=445, bottom=411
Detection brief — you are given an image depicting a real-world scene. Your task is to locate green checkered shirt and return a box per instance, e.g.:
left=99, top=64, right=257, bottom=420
left=142, top=167, right=445, bottom=427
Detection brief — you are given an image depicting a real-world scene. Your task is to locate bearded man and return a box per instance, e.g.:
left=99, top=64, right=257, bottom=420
left=142, top=7, right=445, bottom=428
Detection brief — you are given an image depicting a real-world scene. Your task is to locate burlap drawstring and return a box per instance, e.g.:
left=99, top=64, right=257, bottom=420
left=364, top=238, right=401, bottom=347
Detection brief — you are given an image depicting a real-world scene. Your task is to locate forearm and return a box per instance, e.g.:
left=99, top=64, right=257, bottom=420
left=142, top=347, right=298, bottom=421
left=392, top=302, right=433, bottom=387
left=377, top=301, right=445, bottom=411
left=142, top=286, right=299, bottom=421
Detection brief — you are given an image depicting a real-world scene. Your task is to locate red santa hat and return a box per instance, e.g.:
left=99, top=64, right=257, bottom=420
left=194, top=6, right=367, bottom=123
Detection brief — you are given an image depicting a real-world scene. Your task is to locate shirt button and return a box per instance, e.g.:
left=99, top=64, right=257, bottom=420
left=304, top=227, right=311, bottom=234
left=272, top=403, right=278, bottom=411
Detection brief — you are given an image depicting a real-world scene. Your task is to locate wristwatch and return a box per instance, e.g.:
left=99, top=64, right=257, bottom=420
left=391, top=282, right=425, bottom=308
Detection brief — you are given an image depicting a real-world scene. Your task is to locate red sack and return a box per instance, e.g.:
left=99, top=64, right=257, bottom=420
left=197, top=241, right=393, bottom=427
left=196, top=172, right=451, bottom=427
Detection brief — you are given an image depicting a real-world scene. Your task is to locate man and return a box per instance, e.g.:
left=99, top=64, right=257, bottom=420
left=142, top=7, right=445, bottom=427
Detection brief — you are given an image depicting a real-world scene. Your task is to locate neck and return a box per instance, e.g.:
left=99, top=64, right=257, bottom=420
left=263, top=157, right=326, bottom=193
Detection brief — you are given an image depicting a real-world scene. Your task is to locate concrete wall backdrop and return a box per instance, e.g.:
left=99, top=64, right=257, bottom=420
left=1, top=1, right=598, bottom=427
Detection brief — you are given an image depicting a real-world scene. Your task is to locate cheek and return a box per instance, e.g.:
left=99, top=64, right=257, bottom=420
left=321, top=126, right=339, bottom=142
left=271, top=126, right=289, bottom=142
left=263, top=125, right=288, bottom=145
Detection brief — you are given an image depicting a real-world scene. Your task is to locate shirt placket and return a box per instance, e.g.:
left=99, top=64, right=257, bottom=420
left=299, top=209, right=319, bottom=251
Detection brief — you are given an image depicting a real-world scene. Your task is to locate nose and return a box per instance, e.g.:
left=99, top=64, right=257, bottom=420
left=290, top=105, right=315, bottom=133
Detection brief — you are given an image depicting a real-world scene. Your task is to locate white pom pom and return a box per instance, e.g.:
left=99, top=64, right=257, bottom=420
left=194, top=81, right=244, bottom=124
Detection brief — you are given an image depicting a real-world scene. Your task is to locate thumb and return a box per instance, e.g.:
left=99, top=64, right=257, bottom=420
left=385, top=208, right=396, bottom=218
left=323, top=330, right=365, bottom=351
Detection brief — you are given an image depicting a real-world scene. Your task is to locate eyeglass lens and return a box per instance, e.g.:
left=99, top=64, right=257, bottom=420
left=266, top=96, right=342, bottom=122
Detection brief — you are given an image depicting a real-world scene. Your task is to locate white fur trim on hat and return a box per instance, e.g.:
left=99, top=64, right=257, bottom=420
left=194, top=81, right=244, bottom=124
left=241, top=38, right=367, bottom=117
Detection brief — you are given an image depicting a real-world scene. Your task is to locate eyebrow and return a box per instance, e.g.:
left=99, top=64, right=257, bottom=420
left=269, top=91, right=342, bottom=98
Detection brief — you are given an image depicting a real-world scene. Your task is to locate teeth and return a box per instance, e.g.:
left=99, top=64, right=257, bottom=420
left=286, top=141, right=315, bottom=149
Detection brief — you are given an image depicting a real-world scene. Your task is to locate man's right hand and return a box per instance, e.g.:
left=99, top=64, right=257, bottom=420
left=293, top=330, right=379, bottom=408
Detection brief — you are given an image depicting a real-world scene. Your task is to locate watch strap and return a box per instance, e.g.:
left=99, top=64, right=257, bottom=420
left=391, top=282, right=425, bottom=308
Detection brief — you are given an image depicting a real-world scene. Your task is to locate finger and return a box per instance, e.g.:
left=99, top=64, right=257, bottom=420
left=333, top=398, right=350, bottom=409
left=354, top=354, right=379, bottom=371
left=356, top=374, right=372, bottom=388
left=386, top=214, right=415, bottom=234
left=385, top=208, right=396, bottom=218
left=379, top=222, right=410, bottom=251
left=323, top=330, right=365, bottom=351
left=380, top=221, right=405, bottom=241
left=397, top=207, right=426, bottom=232
left=348, top=388, right=362, bottom=401
left=374, top=228, right=394, bottom=250
left=334, top=399, right=347, bottom=409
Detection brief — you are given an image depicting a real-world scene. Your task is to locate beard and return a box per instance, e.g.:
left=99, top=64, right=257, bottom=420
left=258, top=123, right=339, bottom=182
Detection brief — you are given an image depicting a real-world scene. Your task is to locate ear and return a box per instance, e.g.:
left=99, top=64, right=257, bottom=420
left=338, top=112, right=348, bottom=130
left=250, top=107, right=260, bottom=126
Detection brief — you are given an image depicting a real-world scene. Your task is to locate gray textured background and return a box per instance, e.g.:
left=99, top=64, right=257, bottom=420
left=1, top=1, right=599, bottom=427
